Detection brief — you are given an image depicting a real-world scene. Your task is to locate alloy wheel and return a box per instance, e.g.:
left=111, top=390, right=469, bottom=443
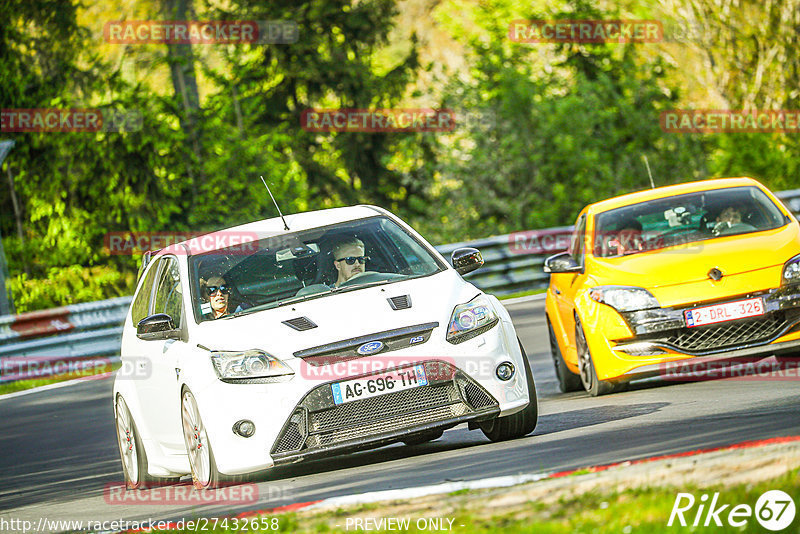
left=181, top=391, right=211, bottom=488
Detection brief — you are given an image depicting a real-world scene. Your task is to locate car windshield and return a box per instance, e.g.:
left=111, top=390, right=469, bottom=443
left=188, top=216, right=445, bottom=322
left=593, top=186, right=788, bottom=258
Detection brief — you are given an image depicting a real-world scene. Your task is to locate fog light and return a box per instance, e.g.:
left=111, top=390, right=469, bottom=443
left=233, top=419, right=255, bottom=438
left=496, top=362, right=515, bottom=381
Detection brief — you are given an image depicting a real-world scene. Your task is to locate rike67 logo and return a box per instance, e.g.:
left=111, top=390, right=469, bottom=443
left=668, top=490, right=796, bottom=531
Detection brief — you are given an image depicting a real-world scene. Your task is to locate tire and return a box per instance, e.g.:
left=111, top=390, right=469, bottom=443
left=181, top=389, right=243, bottom=489
left=480, top=340, right=538, bottom=442
left=575, top=319, right=624, bottom=397
left=115, top=396, right=178, bottom=489
left=547, top=316, right=582, bottom=393
left=402, top=429, right=444, bottom=446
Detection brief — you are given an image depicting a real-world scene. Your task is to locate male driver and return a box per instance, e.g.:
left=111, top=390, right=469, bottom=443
left=332, top=237, right=369, bottom=287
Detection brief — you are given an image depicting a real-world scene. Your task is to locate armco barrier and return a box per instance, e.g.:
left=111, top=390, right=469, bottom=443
left=1, top=188, right=799, bottom=383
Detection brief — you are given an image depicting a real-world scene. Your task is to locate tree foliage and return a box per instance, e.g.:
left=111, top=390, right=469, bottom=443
left=0, top=0, right=798, bottom=310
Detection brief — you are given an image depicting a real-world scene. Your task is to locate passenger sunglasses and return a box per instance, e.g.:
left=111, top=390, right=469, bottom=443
left=205, top=285, right=231, bottom=296
left=335, top=256, right=369, bottom=265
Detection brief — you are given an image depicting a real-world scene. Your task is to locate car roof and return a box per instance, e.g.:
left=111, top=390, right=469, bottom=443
left=586, top=177, right=765, bottom=216
left=154, top=205, right=385, bottom=259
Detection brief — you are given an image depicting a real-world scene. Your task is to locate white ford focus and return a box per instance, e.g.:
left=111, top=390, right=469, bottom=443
left=113, top=205, right=537, bottom=489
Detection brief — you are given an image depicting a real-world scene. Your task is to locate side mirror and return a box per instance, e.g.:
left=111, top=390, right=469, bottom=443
left=136, top=313, right=181, bottom=341
left=451, top=247, right=484, bottom=276
left=543, top=252, right=582, bottom=273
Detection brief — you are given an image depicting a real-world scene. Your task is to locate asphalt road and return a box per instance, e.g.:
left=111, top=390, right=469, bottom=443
left=1, top=299, right=799, bottom=531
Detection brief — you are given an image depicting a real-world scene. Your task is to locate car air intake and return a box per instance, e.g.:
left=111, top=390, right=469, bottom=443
left=387, top=295, right=412, bottom=310
left=282, top=317, right=318, bottom=331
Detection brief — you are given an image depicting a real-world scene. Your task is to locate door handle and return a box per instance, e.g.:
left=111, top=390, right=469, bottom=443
left=554, top=288, right=561, bottom=295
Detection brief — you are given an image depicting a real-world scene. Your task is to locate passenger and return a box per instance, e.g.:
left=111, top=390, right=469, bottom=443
left=200, top=275, right=239, bottom=319
left=331, top=237, right=369, bottom=287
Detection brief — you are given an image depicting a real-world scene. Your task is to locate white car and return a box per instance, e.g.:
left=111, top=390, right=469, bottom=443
left=113, top=205, right=537, bottom=489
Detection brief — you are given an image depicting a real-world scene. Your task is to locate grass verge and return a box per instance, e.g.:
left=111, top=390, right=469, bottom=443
left=155, top=467, right=799, bottom=533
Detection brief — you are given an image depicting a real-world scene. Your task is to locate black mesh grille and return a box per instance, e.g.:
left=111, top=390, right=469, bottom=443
left=311, top=384, right=456, bottom=432
left=463, top=381, right=494, bottom=409
left=273, top=410, right=306, bottom=453
left=310, top=404, right=468, bottom=447
left=282, top=317, right=318, bottom=331
left=270, top=361, right=498, bottom=457
left=387, top=295, right=412, bottom=310
left=652, top=315, right=788, bottom=352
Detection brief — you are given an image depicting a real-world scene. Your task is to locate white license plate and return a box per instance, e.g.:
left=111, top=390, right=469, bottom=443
left=331, top=365, right=428, bottom=405
left=684, top=297, right=765, bottom=328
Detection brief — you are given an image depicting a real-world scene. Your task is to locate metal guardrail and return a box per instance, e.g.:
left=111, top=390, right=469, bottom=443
left=1, top=188, right=799, bottom=383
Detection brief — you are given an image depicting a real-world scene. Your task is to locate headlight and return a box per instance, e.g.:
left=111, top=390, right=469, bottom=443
left=446, top=295, right=499, bottom=344
left=782, top=254, right=800, bottom=285
left=210, top=350, right=294, bottom=380
left=589, top=286, right=659, bottom=312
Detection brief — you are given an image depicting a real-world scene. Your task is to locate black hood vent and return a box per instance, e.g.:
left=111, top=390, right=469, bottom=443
left=282, top=317, right=318, bottom=331
left=387, top=295, right=412, bottom=310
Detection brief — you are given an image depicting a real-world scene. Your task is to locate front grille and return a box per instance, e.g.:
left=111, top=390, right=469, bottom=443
left=311, top=404, right=468, bottom=447
left=294, top=322, right=437, bottom=366
left=311, top=385, right=453, bottom=432
left=282, top=317, right=318, bottom=331
left=643, top=314, right=790, bottom=353
left=270, top=361, right=497, bottom=456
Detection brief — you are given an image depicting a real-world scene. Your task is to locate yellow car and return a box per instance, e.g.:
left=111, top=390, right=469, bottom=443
left=544, top=177, right=800, bottom=396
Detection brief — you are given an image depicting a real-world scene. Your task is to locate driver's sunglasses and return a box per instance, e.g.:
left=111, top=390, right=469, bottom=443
left=205, top=285, right=231, bottom=296
left=336, top=255, right=369, bottom=265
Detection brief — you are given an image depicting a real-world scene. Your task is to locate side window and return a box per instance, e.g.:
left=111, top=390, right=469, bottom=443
left=131, top=260, right=160, bottom=327
left=152, top=257, right=184, bottom=328
left=570, top=214, right=587, bottom=267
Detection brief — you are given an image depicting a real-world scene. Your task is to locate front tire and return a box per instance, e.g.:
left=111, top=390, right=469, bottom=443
left=181, top=389, right=227, bottom=489
left=575, top=319, right=624, bottom=397
left=547, top=316, right=582, bottom=393
left=481, top=340, right=538, bottom=442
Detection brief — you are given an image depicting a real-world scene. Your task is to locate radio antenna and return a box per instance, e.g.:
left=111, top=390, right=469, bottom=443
left=260, top=176, right=289, bottom=231
left=643, top=155, right=655, bottom=189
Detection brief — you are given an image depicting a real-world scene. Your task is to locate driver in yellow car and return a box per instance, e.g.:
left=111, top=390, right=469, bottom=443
left=332, top=237, right=369, bottom=287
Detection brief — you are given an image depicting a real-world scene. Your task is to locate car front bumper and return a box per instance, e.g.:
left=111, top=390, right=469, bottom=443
left=194, top=316, right=530, bottom=475
left=592, top=285, right=800, bottom=380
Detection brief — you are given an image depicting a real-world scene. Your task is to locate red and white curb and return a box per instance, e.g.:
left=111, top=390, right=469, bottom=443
left=118, top=434, right=800, bottom=532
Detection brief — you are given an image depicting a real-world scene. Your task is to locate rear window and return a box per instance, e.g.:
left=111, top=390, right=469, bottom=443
left=593, top=186, right=788, bottom=258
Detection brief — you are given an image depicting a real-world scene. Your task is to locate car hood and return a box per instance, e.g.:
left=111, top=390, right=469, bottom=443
left=191, top=270, right=479, bottom=359
left=588, top=224, right=800, bottom=289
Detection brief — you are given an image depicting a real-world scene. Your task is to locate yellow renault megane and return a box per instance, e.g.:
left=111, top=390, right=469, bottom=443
left=544, top=177, right=800, bottom=396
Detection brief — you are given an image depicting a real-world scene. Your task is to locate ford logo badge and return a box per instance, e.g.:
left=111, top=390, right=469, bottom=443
left=357, top=341, right=385, bottom=355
